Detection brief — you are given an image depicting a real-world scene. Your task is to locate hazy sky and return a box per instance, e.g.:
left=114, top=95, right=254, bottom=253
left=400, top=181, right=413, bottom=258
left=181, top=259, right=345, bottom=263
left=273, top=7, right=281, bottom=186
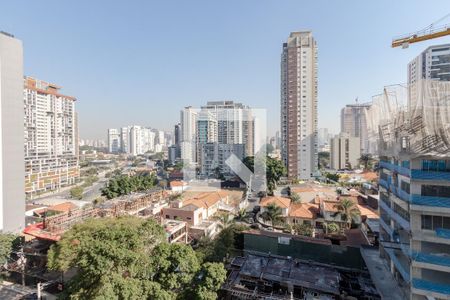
left=2, top=1, right=450, bottom=139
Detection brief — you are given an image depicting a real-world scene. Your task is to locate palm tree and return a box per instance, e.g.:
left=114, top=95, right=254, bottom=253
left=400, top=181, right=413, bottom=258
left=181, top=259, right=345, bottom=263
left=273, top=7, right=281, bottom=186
left=217, top=213, right=234, bottom=230
left=359, top=154, right=373, bottom=171
left=235, top=208, right=248, bottom=222
left=334, top=198, right=360, bottom=229
left=290, top=192, right=301, bottom=203
left=262, top=203, right=283, bottom=227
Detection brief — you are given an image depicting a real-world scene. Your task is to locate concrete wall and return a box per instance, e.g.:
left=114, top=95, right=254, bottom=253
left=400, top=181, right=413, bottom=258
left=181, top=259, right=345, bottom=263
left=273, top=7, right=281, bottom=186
left=0, top=33, right=24, bottom=232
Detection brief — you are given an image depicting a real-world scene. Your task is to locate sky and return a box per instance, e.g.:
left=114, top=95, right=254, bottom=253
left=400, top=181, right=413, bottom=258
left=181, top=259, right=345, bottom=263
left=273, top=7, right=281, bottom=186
left=2, top=1, right=450, bottom=140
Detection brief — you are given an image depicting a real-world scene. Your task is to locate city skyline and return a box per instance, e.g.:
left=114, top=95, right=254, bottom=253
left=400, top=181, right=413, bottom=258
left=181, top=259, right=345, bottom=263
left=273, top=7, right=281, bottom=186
left=2, top=1, right=450, bottom=139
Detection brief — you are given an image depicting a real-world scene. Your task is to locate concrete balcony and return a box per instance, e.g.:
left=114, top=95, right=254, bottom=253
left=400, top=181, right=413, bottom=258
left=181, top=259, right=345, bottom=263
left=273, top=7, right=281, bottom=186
left=412, top=251, right=450, bottom=268
left=411, top=195, right=450, bottom=210
left=379, top=217, right=393, bottom=237
left=384, top=247, right=410, bottom=283
left=379, top=178, right=389, bottom=190
left=380, top=161, right=410, bottom=177
left=412, top=278, right=450, bottom=298
left=411, top=169, right=450, bottom=181
left=436, top=228, right=450, bottom=239
left=412, top=229, right=450, bottom=246
left=379, top=201, right=410, bottom=231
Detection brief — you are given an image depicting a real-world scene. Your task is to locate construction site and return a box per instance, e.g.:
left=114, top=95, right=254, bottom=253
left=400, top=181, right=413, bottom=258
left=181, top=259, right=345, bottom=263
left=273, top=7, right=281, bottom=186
left=222, top=252, right=380, bottom=300
left=23, top=188, right=170, bottom=241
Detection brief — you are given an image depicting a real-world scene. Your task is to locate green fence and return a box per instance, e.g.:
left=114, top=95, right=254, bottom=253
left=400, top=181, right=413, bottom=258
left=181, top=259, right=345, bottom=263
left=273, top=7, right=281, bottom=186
left=243, top=233, right=367, bottom=270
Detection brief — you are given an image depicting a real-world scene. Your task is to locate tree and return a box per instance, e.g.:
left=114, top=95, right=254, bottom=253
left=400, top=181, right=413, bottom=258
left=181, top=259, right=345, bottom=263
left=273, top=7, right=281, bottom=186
left=70, top=186, right=84, bottom=200
left=359, top=154, right=374, bottom=171
left=47, top=217, right=226, bottom=299
left=216, top=213, right=234, bottom=230
left=318, top=151, right=330, bottom=169
left=334, top=198, right=360, bottom=229
left=325, top=172, right=340, bottom=184
left=293, top=223, right=314, bottom=237
left=0, top=233, right=19, bottom=267
left=193, top=262, right=227, bottom=300
left=196, top=224, right=248, bottom=263
left=101, top=174, right=157, bottom=199
left=290, top=192, right=301, bottom=203
left=262, top=203, right=283, bottom=227
left=235, top=208, right=248, bottom=222
left=243, top=156, right=286, bottom=195
left=326, top=222, right=340, bottom=234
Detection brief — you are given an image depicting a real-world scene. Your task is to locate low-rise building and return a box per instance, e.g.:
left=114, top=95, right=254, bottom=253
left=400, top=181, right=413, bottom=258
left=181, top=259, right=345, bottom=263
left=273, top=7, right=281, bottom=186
left=259, top=196, right=291, bottom=216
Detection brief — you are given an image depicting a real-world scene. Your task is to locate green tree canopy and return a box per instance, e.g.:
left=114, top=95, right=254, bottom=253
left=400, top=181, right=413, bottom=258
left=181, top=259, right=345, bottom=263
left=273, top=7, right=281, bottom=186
left=262, top=203, right=283, bottom=227
left=47, top=217, right=226, bottom=299
left=293, top=223, right=313, bottom=237
left=334, top=198, right=360, bottom=229
left=70, top=186, right=84, bottom=200
left=101, top=174, right=157, bottom=199
left=243, top=156, right=286, bottom=195
left=0, top=233, right=20, bottom=267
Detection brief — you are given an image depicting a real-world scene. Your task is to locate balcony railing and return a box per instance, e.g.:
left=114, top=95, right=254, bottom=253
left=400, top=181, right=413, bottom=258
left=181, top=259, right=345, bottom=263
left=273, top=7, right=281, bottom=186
left=379, top=217, right=393, bottom=237
left=436, top=228, right=450, bottom=239
left=411, top=169, right=450, bottom=181
left=380, top=161, right=410, bottom=177
left=379, top=201, right=410, bottom=231
left=385, top=248, right=410, bottom=283
left=379, top=178, right=389, bottom=190
left=398, top=189, right=411, bottom=202
left=411, top=195, right=450, bottom=208
left=412, top=278, right=450, bottom=296
left=412, top=251, right=450, bottom=267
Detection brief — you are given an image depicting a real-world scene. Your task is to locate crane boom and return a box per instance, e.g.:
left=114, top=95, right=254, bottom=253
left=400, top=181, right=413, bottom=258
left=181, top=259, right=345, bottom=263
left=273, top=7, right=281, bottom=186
left=392, top=24, right=450, bottom=48
left=392, top=13, right=450, bottom=48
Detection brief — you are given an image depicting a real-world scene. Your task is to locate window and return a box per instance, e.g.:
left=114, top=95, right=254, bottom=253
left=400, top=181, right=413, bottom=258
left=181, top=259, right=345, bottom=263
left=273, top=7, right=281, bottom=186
left=421, top=185, right=450, bottom=198
left=422, top=159, right=448, bottom=172
left=421, top=215, right=432, bottom=230
left=421, top=215, right=450, bottom=230
left=400, top=181, right=410, bottom=194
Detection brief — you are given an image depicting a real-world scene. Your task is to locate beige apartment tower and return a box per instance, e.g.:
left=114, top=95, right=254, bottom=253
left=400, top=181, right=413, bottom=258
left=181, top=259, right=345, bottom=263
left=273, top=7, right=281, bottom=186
left=281, top=31, right=318, bottom=179
left=24, top=77, right=79, bottom=197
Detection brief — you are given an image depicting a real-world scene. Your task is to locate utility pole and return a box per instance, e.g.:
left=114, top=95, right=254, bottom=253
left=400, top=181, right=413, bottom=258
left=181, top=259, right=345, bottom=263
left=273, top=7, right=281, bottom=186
left=37, top=282, right=42, bottom=300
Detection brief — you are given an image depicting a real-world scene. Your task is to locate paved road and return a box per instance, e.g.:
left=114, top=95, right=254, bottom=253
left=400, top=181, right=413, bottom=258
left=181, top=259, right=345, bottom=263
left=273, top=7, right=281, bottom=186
left=30, top=171, right=108, bottom=204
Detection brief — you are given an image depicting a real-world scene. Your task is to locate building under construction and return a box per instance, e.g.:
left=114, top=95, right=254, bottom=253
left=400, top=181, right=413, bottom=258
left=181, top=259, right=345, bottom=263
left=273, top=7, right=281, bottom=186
left=23, top=188, right=171, bottom=241
left=366, top=79, right=450, bottom=299
left=222, top=252, right=380, bottom=300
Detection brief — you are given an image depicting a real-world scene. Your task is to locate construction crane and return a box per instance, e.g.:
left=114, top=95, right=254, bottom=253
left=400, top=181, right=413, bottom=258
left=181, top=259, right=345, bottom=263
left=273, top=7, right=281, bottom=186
left=392, top=13, right=450, bottom=48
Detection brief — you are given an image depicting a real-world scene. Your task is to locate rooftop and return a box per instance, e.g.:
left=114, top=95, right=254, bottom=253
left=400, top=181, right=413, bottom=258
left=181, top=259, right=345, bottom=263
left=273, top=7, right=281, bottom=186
left=260, top=196, right=291, bottom=208
left=288, top=203, right=319, bottom=219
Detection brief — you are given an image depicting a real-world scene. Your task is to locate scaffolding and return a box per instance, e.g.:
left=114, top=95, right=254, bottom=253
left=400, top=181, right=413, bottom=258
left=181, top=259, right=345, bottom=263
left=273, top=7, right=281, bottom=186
left=365, top=79, right=450, bottom=158
left=25, top=189, right=169, bottom=240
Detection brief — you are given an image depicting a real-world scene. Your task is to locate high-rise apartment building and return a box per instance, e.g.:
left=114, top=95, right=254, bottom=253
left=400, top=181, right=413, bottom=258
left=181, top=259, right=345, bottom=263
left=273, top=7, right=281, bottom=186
left=330, top=133, right=360, bottom=170
left=180, top=107, right=198, bottom=164
left=121, top=126, right=130, bottom=154
left=129, top=126, right=155, bottom=156
left=340, top=103, right=371, bottom=154
left=200, top=101, right=254, bottom=157
left=24, top=76, right=79, bottom=197
left=107, top=128, right=121, bottom=153
left=280, top=31, right=318, bottom=179
left=0, top=32, right=24, bottom=232
left=408, top=44, right=450, bottom=84
left=377, top=56, right=450, bottom=298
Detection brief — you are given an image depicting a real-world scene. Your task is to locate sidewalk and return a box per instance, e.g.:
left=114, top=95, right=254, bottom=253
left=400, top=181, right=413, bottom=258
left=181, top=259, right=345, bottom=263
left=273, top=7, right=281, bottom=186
left=360, top=246, right=408, bottom=300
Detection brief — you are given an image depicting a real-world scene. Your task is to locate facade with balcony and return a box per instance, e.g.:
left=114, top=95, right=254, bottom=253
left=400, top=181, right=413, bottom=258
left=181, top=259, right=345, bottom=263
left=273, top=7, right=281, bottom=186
left=379, top=157, right=450, bottom=299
